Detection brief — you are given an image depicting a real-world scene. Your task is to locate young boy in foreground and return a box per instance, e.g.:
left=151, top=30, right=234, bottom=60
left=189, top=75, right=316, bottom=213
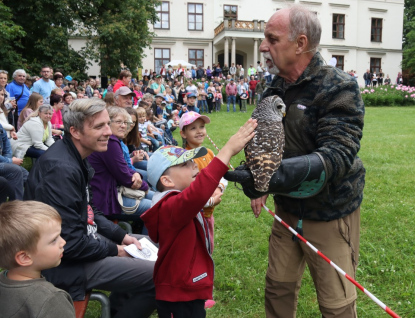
left=141, top=118, right=257, bottom=318
left=0, top=200, right=75, bottom=317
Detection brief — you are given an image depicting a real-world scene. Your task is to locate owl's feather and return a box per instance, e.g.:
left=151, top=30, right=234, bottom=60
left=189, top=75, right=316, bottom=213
left=245, top=96, right=286, bottom=192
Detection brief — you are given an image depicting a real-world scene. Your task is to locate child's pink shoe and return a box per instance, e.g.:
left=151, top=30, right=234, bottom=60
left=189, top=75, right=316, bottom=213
left=205, top=299, right=216, bottom=309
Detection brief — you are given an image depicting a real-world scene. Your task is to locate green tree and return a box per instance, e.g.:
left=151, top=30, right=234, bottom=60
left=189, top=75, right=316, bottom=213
left=0, top=2, right=25, bottom=71
left=1, top=0, right=158, bottom=79
left=78, top=0, right=159, bottom=77
left=403, top=0, right=415, bottom=84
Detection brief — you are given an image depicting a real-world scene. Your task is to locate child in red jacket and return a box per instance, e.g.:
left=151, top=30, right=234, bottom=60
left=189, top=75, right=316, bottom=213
left=141, top=118, right=257, bottom=318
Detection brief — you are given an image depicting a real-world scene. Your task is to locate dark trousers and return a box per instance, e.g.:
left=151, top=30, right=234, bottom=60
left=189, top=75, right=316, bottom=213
left=206, top=99, right=213, bottom=113
left=84, top=234, right=156, bottom=318
left=156, top=299, right=206, bottom=318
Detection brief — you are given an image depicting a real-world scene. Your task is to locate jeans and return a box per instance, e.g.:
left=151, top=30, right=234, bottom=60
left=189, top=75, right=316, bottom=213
left=122, top=191, right=154, bottom=235
left=197, top=100, right=208, bottom=113
left=133, top=160, right=148, bottom=171
left=257, top=93, right=262, bottom=104
left=227, top=95, right=236, bottom=112
left=26, top=146, right=46, bottom=159
left=0, top=163, right=29, bottom=200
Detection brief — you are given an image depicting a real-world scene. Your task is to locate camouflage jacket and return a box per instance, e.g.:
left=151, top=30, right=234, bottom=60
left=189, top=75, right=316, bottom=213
left=262, top=52, right=365, bottom=221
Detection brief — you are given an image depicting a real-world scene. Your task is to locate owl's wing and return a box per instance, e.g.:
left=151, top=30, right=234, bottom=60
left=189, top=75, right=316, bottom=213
left=245, top=121, right=285, bottom=192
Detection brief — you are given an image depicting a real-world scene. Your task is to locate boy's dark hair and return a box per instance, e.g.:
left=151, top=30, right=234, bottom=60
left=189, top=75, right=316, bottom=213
left=0, top=201, right=61, bottom=269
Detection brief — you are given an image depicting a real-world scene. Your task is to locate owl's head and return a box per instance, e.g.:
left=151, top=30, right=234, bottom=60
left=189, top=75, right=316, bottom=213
left=268, top=95, right=286, bottom=120
left=252, top=95, right=286, bottom=121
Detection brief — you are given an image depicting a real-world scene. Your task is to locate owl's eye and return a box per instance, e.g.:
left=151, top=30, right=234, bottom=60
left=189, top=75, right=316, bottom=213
left=277, top=105, right=283, bottom=109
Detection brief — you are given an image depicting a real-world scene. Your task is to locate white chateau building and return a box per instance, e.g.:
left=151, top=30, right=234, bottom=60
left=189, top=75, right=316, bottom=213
left=73, top=0, right=404, bottom=87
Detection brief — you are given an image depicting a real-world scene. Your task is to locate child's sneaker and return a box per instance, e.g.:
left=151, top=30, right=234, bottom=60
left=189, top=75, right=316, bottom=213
left=205, top=299, right=216, bottom=309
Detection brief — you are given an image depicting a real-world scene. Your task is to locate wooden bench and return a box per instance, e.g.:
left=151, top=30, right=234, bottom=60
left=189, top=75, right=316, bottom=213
left=74, top=291, right=111, bottom=318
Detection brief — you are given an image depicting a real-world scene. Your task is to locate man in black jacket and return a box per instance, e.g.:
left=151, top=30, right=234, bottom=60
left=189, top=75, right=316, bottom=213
left=25, top=98, right=156, bottom=318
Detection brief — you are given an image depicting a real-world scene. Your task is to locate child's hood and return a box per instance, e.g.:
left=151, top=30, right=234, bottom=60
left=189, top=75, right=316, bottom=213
left=141, top=190, right=179, bottom=243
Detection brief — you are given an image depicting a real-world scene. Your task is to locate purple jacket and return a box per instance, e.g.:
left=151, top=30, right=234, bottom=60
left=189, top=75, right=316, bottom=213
left=88, top=135, right=148, bottom=216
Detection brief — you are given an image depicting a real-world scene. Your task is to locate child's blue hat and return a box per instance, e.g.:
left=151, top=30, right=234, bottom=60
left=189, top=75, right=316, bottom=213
left=147, top=146, right=207, bottom=191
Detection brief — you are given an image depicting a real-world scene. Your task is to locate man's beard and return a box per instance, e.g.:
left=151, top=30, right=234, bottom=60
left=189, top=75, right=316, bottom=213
left=263, top=53, right=279, bottom=75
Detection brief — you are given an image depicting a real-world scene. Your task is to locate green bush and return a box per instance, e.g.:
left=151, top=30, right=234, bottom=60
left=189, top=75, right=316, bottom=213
left=360, top=85, right=415, bottom=107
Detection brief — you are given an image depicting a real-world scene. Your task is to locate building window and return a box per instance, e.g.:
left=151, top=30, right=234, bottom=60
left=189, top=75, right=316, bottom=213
left=154, top=48, right=170, bottom=74
left=332, top=14, right=345, bottom=39
left=332, top=55, right=344, bottom=70
left=370, top=58, right=381, bottom=73
left=188, top=3, right=203, bottom=31
left=224, top=5, right=237, bottom=19
left=371, top=18, right=382, bottom=42
left=189, top=49, right=204, bottom=67
left=154, top=1, right=169, bottom=29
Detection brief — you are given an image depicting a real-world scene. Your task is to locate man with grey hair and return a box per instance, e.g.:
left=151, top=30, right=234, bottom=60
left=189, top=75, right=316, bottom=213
left=5, top=69, right=30, bottom=129
left=226, top=5, right=364, bottom=317
left=25, top=98, right=156, bottom=317
left=115, top=86, right=135, bottom=108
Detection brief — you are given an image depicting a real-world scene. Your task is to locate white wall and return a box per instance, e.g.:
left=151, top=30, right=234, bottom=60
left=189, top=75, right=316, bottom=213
left=68, top=38, right=101, bottom=77
left=69, top=0, right=405, bottom=82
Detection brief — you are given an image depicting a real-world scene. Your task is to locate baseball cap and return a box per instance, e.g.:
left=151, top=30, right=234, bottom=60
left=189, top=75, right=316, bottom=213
left=187, top=93, right=197, bottom=98
left=114, top=86, right=135, bottom=97
left=155, top=93, right=164, bottom=99
left=230, top=78, right=234, bottom=81
left=161, top=100, right=167, bottom=105
left=147, top=146, right=208, bottom=191
left=179, top=111, right=210, bottom=130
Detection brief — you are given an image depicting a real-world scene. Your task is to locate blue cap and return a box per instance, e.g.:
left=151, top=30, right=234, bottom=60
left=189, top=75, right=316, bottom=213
left=147, top=146, right=207, bottom=191
left=65, top=75, right=73, bottom=81
left=187, top=93, right=197, bottom=98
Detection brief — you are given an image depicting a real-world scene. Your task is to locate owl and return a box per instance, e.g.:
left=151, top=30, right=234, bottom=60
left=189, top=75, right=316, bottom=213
left=244, top=95, right=286, bottom=192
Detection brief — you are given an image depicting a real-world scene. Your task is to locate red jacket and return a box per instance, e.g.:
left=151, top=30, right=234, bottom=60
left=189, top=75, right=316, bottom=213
left=113, top=80, right=125, bottom=93
left=141, top=157, right=228, bottom=301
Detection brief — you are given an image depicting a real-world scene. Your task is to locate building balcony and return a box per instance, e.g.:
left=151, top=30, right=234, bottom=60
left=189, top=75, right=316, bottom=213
left=214, top=19, right=266, bottom=37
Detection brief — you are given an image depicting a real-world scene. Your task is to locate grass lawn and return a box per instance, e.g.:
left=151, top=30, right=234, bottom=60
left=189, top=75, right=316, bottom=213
left=85, top=105, right=415, bottom=318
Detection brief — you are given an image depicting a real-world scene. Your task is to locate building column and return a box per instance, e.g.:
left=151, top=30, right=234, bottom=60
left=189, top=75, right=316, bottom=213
left=224, top=37, right=229, bottom=66
left=253, top=38, right=258, bottom=67
left=260, top=38, right=264, bottom=66
left=231, top=37, right=236, bottom=65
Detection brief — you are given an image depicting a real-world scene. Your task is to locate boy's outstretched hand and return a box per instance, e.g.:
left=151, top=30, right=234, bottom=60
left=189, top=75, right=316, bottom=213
left=216, top=118, right=257, bottom=165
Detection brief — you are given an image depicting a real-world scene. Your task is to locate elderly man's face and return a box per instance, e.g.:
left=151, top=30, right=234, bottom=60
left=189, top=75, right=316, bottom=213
left=116, top=94, right=133, bottom=108
left=15, top=72, right=26, bottom=85
left=259, top=9, right=297, bottom=76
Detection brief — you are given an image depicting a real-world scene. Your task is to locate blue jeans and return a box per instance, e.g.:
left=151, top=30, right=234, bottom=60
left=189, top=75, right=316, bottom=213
left=135, top=169, right=148, bottom=182
left=0, top=163, right=28, bottom=200
left=197, top=100, right=208, bottom=113
left=257, top=93, right=262, bottom=104
left=133, top=160, right=148, bottom=171
left=26, top=146, right=46, bottom=158
left=122, top=191, right=154, bottom=235
left=227, top=95, right=236, bottom=112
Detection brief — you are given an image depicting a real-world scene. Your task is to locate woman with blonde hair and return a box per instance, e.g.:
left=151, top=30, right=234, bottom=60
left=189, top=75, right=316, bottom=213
left=11, top=104, right=54, bottom=158
left=17, top=92, right=44, bottom=131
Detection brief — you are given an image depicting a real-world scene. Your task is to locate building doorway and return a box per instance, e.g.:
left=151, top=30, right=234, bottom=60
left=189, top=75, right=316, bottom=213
left=217, top=53, right=244, bottom=68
